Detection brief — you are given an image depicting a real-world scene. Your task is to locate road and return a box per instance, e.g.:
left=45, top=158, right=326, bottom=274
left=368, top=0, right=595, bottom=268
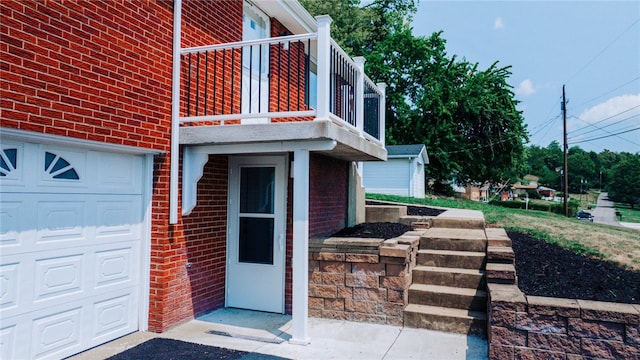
left=591, top=192, right=640, bottom=231
left=591, top=192, right=620, bottom=227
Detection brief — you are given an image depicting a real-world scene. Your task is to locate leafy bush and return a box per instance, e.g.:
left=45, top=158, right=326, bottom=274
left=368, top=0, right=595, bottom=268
left=526, top=189, right=542, bottom=199
left=489, top=199, right=578, bottom=216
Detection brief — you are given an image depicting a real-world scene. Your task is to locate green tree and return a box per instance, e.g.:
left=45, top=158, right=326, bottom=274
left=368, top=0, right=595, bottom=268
left=597, top=149, right=620, bottom=189
left=567, top=147, right=595, bottom=193
left=525, top=145, right=559, bottom=188
left=608, top=156, right=640, bottom=208
left=301, top=0, right=528, bottom=189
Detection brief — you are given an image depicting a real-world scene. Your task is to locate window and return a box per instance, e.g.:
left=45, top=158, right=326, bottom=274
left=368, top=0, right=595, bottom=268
left=0, top=148, right=17, bottom=177
left=45, top=152, right=80, bottom=180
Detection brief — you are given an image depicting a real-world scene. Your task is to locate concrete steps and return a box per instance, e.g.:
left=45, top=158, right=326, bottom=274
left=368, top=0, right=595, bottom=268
left=485, top=228, right=517, bottom=285
left=412, top=266, right=485, bottom=288
left=419, top=228, right=487, bottom=252
left=417, top=249, right=486, bottom=269
left=404, top=218, right=489, bottom=337
left=408, top=284, right=487, bottom=311
left=404, top=304, right=487, bottom=336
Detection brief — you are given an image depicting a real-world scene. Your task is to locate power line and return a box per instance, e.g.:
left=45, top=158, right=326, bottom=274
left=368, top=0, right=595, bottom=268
left=567, top=114, right=639, bottom=140
left=578, top=76, right=640, bottom=106
left=568, top=127, right=640, bottom=145
left=566, top=104, right=640, bottom=136
left=565, top=17, right=640, bottom=84
left=533, top=114, right=561, bottom=141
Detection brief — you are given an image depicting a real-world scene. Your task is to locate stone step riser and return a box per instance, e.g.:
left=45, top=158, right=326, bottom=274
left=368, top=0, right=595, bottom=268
left=487, top=239, right=512, bottom=247
left=485, top=263, right=517, bottom=285
left=417, top=252, right=486, bottom=270
left=420, top=237, right=487, bottom=252
left=408, top=289, right=487, bottom=311
left=404, top=309, right=486, bottom=337
left=487, top=246, right=515, bottom=265
left=430, top=218, right=485, bottom=230
left=412, top=269, right=485, bottom=289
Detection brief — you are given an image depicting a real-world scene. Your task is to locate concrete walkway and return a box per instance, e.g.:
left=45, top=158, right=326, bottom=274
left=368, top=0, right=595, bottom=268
left=69, top=308, right=488, bottom=360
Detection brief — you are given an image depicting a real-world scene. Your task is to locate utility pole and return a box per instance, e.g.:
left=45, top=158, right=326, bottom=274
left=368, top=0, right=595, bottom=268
left=562, top=85, right=569, bottom=217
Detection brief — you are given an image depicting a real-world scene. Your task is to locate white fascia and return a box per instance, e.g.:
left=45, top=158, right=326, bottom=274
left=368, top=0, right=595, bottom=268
left=253, top=0, right=317, bottom=34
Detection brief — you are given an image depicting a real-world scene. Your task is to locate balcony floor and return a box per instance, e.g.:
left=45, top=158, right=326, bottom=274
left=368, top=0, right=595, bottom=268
left=179, top=119, right=387, bottom=161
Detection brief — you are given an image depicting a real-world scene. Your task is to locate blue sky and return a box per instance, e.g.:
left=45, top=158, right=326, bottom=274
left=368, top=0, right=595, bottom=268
left=411, top=1, right=640, bottom=154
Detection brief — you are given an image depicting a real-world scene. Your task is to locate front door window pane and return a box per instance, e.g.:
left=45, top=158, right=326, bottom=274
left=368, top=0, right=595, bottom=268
left=238, top=217, right=274, bottom=264
left=240, top=167, right=274, bottom=214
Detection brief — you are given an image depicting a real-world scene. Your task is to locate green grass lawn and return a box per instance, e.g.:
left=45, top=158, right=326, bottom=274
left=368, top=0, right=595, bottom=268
left=367, top=193, right=640, bottom=271
left=615, top=203, right=640, bottom=224
left=569, top=190, right=600, bottom=210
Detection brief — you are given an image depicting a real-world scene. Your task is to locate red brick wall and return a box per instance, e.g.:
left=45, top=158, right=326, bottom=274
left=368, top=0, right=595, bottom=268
left=1, top=0, right=173, bottom=149
left=309, top=154, right=349, bottom=238
left=183, top=155, right=229, bottom=316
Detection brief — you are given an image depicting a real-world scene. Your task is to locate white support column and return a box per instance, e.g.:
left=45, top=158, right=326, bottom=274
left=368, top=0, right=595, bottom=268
left=377, top=82, right=387, bottom=146
left=315, top=15, right=332, bottom=121
left=170, top=0, right=182, bottom=224
left=354, top=57, right=365, bottom=135
left=290, top=148, right=310, bottom=345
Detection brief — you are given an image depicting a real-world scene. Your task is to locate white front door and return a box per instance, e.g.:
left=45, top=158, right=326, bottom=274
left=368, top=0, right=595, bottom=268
left=242, top=3, right=270, bottom=123
left=227, top=155, right=286, bottom=313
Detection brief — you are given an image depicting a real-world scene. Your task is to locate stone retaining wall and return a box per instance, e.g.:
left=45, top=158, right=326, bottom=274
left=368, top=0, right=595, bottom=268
left=488, top=279, right=640, bottom=359
left=308, top=231, right=422, bottom=326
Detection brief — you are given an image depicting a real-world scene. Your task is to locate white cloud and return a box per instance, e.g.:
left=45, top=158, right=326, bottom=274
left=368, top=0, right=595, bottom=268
left=494, top=17, right=504, bottom=30
left=515, top=79, right=536, bottom=97
left=579, top=94, right=640, bottom=125
left=569, top=94, right=640, bottom=134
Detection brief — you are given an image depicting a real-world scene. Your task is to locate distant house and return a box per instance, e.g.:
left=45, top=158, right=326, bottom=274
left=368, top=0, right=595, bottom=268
left=512, top=175, right=539, bottom=196
left=363, top=144, right=429, bottom=198
left=461, top=183, right=490, bottom=202
left=538, top=186, right=557, bottom=199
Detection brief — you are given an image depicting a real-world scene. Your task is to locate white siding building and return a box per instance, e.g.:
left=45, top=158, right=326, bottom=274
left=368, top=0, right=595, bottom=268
left=363, top=144, right=429, bottom=198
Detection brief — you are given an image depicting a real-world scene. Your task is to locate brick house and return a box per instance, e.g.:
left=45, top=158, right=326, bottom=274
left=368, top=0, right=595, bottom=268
left=0, top=1, right=386, bottom=359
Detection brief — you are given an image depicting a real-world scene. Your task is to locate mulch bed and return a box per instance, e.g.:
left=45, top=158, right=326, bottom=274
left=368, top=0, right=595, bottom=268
left=332, top=221, right=640, bottom=304
left=509, top=230, right=640, bottom=304
left=365, top=201, right=446, bottom=217
left=106, top=338, right=288, bottom=360
left=331, top=222, right=412, bottom=239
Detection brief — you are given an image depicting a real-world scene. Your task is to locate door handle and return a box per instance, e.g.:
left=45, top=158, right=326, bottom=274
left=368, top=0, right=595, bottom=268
left=279, top=233, right=284, bottom=251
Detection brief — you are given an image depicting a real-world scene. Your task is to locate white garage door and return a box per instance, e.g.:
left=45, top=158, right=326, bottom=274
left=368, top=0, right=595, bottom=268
left=0, top=140, right=146, bottom=360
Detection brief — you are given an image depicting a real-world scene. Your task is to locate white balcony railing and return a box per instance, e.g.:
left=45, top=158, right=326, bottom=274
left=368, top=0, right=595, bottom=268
left=178, top=16, right=385, bottom=144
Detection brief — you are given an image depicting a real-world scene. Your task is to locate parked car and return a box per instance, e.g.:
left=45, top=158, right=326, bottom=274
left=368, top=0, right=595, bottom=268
left=576, top=210, right=594, bottom=222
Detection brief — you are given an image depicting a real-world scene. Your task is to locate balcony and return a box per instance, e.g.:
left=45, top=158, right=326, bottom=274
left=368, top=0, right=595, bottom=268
left=176, top=16, right=386, bottom=162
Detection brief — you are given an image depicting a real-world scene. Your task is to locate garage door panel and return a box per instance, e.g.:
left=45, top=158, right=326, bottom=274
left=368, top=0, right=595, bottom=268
left=0, top=201, right=23, bottom=247
left=34, top=253, right=84, bottom=303
left=0, top=141, right=144, bottom=359
left=95, top=246, right=137, bottom=288
left=31, top=306, right=83, bottom=360
left=0, top=140, right=25, bottom=185
left=93, top=152, right=143, bottom=193
left=37, top=200, right=87, bottom=244
left=1, top=194, right=142, bottom=257
left=96, top=199, right=142, bottom=240
left=0, top=262, right=20, bottom=312
left=38, top=145, right=88, bottom=190
left=92, top=292, right=137, bottom=343
left=2, top=240, right=140, bottom=319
